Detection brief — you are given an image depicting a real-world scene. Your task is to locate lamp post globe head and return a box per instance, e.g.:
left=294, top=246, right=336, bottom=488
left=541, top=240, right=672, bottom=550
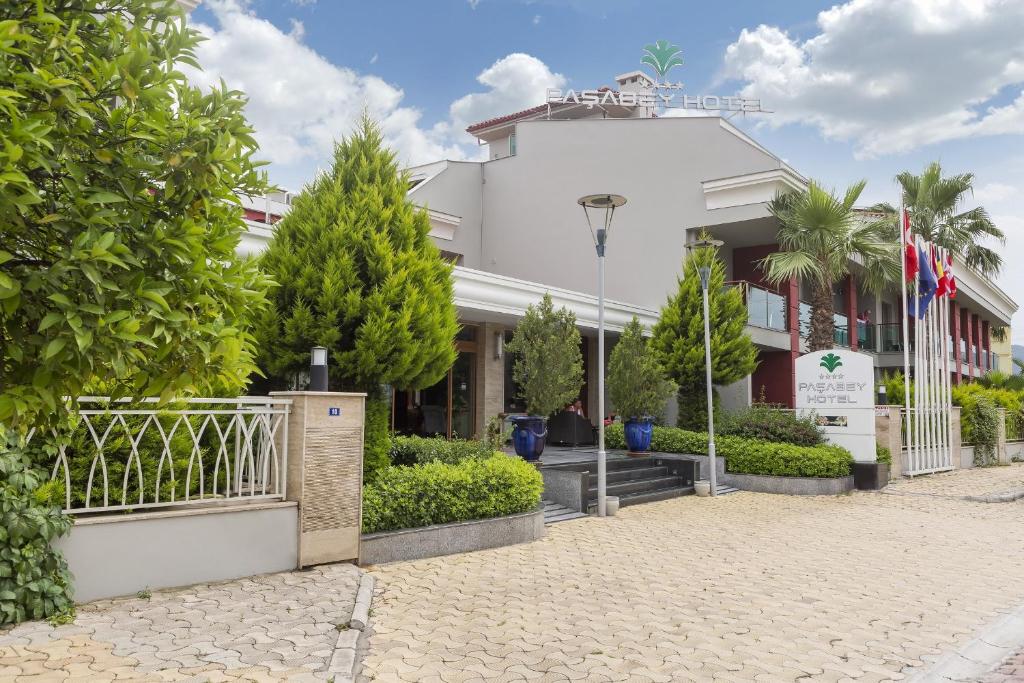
left=577, top=194, right=627, bottom=253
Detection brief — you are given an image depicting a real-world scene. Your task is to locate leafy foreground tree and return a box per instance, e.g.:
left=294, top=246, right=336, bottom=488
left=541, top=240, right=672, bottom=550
left=763, top=181, right=897, bottom=351
left=872, top=161, right=1004, bottom=277
left=607, top=316, right=675, bottom=420
left=651, top=238, right=757, bottom=430
left=505, top=293, right=583, bottom=418
left=0, top=0, right=269, bottom=623
left=255, top=117, right=459, bottom=477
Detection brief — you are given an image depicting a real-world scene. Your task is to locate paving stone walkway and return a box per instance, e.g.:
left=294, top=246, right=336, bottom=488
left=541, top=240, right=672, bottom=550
left=363, top=464, right=1024, bottom=682
left=0, top=563, right=362, bottom=681
left=883, top=463, right=1024, bottom=500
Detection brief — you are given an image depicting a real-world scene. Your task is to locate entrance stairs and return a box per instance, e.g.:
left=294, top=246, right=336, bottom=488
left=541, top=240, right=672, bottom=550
left=576, top=456, right=695, bottom=512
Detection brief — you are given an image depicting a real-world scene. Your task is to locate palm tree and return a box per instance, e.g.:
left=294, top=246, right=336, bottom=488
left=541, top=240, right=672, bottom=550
left=762, top=180, right=899, bottom=351
left=871, top=162, right=1004, bottom=277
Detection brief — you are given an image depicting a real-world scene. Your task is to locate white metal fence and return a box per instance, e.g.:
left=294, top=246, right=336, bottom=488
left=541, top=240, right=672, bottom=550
left=42, top=397, right=291, bottom=515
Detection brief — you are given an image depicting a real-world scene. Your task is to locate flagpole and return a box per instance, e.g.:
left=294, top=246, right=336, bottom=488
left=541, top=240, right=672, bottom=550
left=914, top=239, right=922, bottom=474
left=925, top=259, right=932, bottom=472
left=928, top=277, right=938, bottom=470
left=941, top=247, right=953, bottom=468
left=900, top=205, right=914, bottom=471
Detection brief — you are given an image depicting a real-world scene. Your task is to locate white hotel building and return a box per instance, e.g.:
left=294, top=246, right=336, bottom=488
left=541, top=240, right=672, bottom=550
left=240, top=71, right=1018, bottom=440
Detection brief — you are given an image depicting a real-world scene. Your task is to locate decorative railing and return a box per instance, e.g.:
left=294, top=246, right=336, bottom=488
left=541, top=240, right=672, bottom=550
left=41, top=397, right=291, bottom=515
left=726, top=280, right=787, bottom=332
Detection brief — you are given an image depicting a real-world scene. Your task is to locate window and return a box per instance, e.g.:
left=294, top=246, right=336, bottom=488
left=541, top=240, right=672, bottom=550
left=439, top=250, right=464, bottom=265
left=509, top=133, right=517, bottom=157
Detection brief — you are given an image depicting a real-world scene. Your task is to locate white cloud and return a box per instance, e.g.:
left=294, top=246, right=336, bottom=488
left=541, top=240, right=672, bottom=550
left=468, top=0, right=480, bottom=8
left=721, top=0, right=1024, bottom=158
left=533, top=14, right=541, bottom=25
left=369, top=52, right=378, bottom=65
left=449, top=53, right=566, bottom=137
left=183, top=2, right=562, bottom=188
left=184, top=0, right=464, bottom=188
left=975, top=182, right=1017, bottom=204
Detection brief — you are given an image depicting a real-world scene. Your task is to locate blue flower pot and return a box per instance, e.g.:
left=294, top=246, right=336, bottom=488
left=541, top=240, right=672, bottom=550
left=624, top=417, right=654, bottom=454
left=511, top=416, right=547, bottom=461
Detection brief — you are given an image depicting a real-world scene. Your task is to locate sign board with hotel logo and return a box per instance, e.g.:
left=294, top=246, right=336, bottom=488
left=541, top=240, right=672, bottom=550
left=795, top=349, right=877, bottom=463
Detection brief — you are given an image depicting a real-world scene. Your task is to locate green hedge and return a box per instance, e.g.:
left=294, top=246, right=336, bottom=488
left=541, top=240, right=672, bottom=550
left=717, top=404, right=823, bottom=446
left=606, top=423, right=853, bottom=478
left=362, top=454, right=543, bottom=533
left=389, top=435, right=495, bottom=466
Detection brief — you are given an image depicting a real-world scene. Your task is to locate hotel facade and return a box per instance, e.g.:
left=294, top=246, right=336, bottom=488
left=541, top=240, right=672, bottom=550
left=241, top=70, right=1018, bottom=440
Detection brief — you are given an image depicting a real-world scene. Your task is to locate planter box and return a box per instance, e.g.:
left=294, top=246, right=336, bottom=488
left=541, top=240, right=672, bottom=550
left=853, top=462, right=889, bottom=490
left=359, top=506, right=545, bottom=566
left=721, top=472, right=855, bottom=496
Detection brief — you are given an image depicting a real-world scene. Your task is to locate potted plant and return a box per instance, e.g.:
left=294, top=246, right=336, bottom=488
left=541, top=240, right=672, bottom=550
left=607, top=317, right=676, bottom=455
left=505, top=293, right=584, bottom=461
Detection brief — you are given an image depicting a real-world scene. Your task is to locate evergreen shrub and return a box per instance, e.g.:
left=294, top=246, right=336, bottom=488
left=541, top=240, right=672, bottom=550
left=717, top=404, right=823, bottom=446
left=605, top=423, right=853, bottom=478
left=362, top=455, right=543, bottom=533
left=389, top=436, right=495, bottom=466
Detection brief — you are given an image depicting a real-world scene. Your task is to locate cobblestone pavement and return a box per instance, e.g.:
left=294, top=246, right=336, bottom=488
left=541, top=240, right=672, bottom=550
left=883, top=463, right=1024, bottom=499
left=0, top=563, right=361, bottom=681
left=364, top=464, right=1024, bottom=682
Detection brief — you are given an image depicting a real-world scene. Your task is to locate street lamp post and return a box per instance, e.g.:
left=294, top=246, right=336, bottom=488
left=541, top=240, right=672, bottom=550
left=685, top=237, right=724, bottom=497
left=578, top=194, right=627, bottom=517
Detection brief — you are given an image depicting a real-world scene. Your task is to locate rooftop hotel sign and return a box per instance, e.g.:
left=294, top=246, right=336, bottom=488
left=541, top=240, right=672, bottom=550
left=795, top=349, right=877, bottom=463
left=545, top=40, right=771, bottom=114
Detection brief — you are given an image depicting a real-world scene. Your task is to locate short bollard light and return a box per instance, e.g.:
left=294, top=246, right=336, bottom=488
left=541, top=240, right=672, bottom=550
left=877, top=384, right=887, bottom=405
left=310, top=346, right=328, bottom=392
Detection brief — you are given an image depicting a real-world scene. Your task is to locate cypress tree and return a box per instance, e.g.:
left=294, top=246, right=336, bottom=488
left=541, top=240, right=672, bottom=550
left=256, top=117, right=459, bottom=476
left=650, top=237, right=758, bottom=429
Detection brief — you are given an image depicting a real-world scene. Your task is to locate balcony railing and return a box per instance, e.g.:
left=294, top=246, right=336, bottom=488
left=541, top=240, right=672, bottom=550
left=798, top=303, right=850, bottom=346
left=726, top=281, right=787, bottom=332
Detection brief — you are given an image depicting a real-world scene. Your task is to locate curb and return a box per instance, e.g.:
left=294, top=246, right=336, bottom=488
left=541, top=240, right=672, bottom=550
left=964, top=488, right=1024, bottom=503
left=327, top=572, right=375, bottom=683
left=904, top=602, right=1024, bottom=681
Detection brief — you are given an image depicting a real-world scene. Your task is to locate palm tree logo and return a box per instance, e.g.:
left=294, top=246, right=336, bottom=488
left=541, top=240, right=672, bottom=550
left=641, top=41, right=683, bottom=79
left=819, top=353, right=843, bottom=373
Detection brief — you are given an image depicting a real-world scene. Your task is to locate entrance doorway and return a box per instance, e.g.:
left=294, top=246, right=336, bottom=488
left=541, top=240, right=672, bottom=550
left=391, top=327, right=477, bottom=439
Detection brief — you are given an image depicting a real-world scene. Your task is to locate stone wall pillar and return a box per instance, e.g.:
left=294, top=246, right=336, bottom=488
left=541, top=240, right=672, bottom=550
left=271, top=391, right=366, bottom=567
left=950, top=406, right=962, bottom=470
left=875, top=406, right=903, bottom=479
left=997, top=408, right=1009, bottom=465
left=474, top=323, right=506, bottom=437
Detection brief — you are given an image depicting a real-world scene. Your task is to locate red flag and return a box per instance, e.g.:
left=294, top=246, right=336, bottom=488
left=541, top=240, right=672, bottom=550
left=945, top=253, right=957, bottom=299
left=903, top=209, right=918, bottom=282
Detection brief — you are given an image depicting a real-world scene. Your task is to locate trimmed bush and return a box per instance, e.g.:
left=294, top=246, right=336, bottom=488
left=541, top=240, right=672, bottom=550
left=605, top=423, right=853, bottom=478
left=876, top=445, right=892, bottom=465
left=362, top=455, right=543, bottom=533
left=389, top=435, right=495, bottom=466
left=726, top=440, right=853, bottom=478
left=718, top=404, right=823, bottom=446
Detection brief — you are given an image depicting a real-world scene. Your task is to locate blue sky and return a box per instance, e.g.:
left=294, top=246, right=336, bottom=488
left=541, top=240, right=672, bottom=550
left=185, top=0, right=1024, bottom=339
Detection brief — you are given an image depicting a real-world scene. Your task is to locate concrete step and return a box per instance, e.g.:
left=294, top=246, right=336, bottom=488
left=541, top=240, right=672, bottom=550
left=603, top=466, right=669, bottom=484
left=542, top=500, right=587, bottom=524
left=603, top=457, right=659, bottom=471
left=716, top=485, right=740, bottom=495
left=588, top=486, right=694, bottom=512
left=589, top=476, right=683, bottom=499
